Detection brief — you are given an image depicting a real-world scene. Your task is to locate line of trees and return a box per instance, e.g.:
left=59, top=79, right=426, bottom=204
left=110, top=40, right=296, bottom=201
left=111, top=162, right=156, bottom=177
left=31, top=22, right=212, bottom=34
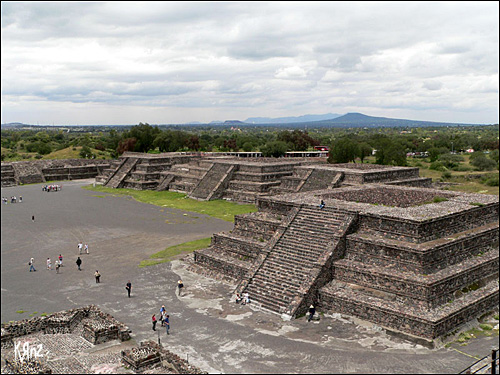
left=2, top=123, right=498, bottom=171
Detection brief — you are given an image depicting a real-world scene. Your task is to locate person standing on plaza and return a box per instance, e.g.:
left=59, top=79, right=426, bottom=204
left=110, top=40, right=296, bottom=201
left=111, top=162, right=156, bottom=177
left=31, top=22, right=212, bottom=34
left=126, top=280, right=132, bottom=298
left=165, top=315, right=170, bottom=335
left=160, top=305, right=166, bottom=326
left=177, top=279, right=184, bottom=296
left=29, top=257, right=36, bottom=272
left=78, top=242, right=83, bottom=254
left=55, top=260, right=61, bottom=274
left=308, top=305, right=316, bottom=322
left=152, top=314, right=157, bottom=331
left=32, top=215, right=35, bottom=222
left=84, top=243, right=89, bottom=254
left=58, top=254, right=63, bottom=267
left=95, top=270, right=101, bottom=283
left=46, top=258, right=52, bottom=270
left=76, top=256, right=82, bottom=271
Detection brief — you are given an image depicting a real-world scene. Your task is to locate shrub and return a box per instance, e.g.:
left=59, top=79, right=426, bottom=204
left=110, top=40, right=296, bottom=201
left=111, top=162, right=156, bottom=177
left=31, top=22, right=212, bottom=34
left=481, top=174, right=499, bottom=186
left=470, top=155, right=497, bottom=171
left=430, top=161, right=446, bottom=171
left=441, top=171, right=452, bottom=179
left=451, top=165, right=472, bottom=172
left=438, top=154, right=464, bottom=169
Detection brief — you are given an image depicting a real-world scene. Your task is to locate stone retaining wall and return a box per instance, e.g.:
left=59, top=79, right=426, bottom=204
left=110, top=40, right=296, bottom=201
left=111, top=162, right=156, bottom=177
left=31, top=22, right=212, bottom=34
left=319, top=281, right=499, bottom=340
left=121, top=341, right=206, bottom=374
left=346, top=225, right=499, bottom=273
left=358, top=203, right=498, bottom=243
left=1, top=305, right=130, bottom=349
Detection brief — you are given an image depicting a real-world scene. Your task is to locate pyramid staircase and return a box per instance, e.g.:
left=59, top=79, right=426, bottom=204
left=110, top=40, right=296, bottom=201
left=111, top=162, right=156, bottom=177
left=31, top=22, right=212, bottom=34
left=104, top=157, right=138, bottom=188
left=273, top=168, right=344, bottom=194
left=189, top=163, right=235, bottom=200
left=239, top=205, right=357, bottom=317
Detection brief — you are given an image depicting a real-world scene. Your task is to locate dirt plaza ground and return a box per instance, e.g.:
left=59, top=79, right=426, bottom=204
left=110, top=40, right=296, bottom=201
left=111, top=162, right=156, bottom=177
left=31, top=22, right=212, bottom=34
left=1, top=179, right=498, bottom=373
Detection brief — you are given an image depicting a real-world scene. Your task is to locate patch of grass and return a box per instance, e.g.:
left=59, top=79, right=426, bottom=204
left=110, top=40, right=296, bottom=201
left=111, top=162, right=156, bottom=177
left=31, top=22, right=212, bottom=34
left=40, top=312, right=48, bottom=317
left=432, top=196, right=448, bottom=203
left=139, top=237, right=211, bottom=268
left=480, top=323, right=493, bottom=331
left=82, top=185, right=257, bottom=222
left=16, top=310, right=26, bottom=314
left=470, top=202, right=485, bottom=207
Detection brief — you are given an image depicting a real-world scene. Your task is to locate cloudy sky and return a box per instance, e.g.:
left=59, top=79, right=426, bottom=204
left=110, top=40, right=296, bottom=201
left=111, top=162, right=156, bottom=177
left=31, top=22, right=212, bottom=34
left=1, top=1, right=498, bottom=125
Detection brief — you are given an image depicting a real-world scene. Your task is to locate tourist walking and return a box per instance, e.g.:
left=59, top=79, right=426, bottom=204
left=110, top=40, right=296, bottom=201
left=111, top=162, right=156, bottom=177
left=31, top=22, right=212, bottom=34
left=46, top=258, right=52, bottom=270
left=84, top=243, right=89, bottom=254
left=160, top=305, right=166, bottom=326
left=177, top=279, right=184, bottom=296
left=165, top=315, right=170, bottom=335
left=55, top=260, right=61, bottom=274
left=307, top=305, right=316, bottom=322
left=78, top=242, right=83, bottom=255
left=76, top=256, right=82, bottom=271
left=152, top=314, right=157, bottom=331
left=58, top=254, right=63, bottom=267
left=29, top=257, right=36, bottom=272
left=126, top=280, right=132, bottom=298
left=19, top=196, right=22, bottom=203
left=32, top=215, right=35, bottom=222
left=319, top=200, right=325, bottom=209
left=95, top=270, right=101, bottom=283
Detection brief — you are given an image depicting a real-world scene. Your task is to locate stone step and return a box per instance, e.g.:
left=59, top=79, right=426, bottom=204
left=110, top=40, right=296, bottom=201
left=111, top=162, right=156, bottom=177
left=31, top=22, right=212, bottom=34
left=246, top=285, right=295, bottom=305
left=333, top=248, right=499, bottom=305
left=319, top=279, right=499, bottom=339
left=268, top=250, right=320, bottom=265
left=251, top=273, right=302, bottom=291
left=346, top=222, right=499, bottom=274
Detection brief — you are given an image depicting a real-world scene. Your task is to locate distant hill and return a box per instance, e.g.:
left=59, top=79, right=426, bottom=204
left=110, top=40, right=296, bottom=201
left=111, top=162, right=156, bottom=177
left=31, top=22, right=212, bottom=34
left=308, top=113, right=488, bottom=128
left=245, top=113, right=342, bottom=124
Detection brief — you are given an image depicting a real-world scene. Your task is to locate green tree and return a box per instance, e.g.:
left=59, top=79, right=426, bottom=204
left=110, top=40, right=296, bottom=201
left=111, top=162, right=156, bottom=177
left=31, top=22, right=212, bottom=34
left=328, top=137, right=358, bottom=164
left=79, top=145, right=93, bottom=159
left=125, top=123, right=160, bottom=153
left=260, top=141, right=288, bottom=158
left=428, top=147, right=449, bottom=162
left=374, top=138, right=406, bottom=166
left=358, top=142, right=372, bottom=163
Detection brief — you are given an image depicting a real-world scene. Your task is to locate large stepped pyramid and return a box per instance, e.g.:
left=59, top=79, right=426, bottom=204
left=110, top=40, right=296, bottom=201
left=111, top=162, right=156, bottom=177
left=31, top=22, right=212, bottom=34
left=192, top=182, right=498, bottom=342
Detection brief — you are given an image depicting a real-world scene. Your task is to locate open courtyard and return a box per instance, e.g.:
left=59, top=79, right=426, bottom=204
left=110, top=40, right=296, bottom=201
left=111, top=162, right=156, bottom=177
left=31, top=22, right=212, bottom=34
left=1, top=179, right=498, bottom=373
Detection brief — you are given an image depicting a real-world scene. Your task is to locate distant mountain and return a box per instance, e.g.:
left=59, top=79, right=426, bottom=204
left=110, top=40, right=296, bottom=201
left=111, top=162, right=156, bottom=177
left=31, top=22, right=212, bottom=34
left=311, top=113, right=487, bottom=128
left=223, top=120, right=248, bottom=125
left=245, top=113, right=342, bottom=124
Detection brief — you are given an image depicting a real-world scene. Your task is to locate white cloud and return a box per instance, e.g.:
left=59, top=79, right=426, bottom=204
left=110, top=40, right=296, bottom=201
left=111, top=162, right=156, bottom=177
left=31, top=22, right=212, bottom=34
left=1, top=1, right=498, bottom=125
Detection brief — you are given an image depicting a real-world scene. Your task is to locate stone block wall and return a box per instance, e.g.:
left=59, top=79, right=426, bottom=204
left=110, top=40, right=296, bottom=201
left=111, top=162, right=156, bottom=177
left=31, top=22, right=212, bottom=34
left=122, top=341, right=206, bottom=374
left=345, top=224, right=499, bottom=274
left=1, top=305, right=131, bottom=350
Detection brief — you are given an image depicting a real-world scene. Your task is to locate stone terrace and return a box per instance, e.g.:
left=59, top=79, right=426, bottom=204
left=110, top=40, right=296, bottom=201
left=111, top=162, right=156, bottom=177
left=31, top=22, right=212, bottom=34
left=193, top=184, right=499, bottom=342
left=1, top=159, right=110, bottom=187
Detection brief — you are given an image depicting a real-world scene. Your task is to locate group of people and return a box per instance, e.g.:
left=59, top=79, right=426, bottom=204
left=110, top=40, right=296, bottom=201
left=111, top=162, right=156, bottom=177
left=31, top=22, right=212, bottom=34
left=78, top=242, right=89, bottom=254
left=235, top=292, right=250, bottom=305
left=3, top=196, right=22, bottom=204
left=42, top=184, right=62, bottom=192
left=28, top=254, right=64, bottom=273
left=152, top=304, right=170, bottom=334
